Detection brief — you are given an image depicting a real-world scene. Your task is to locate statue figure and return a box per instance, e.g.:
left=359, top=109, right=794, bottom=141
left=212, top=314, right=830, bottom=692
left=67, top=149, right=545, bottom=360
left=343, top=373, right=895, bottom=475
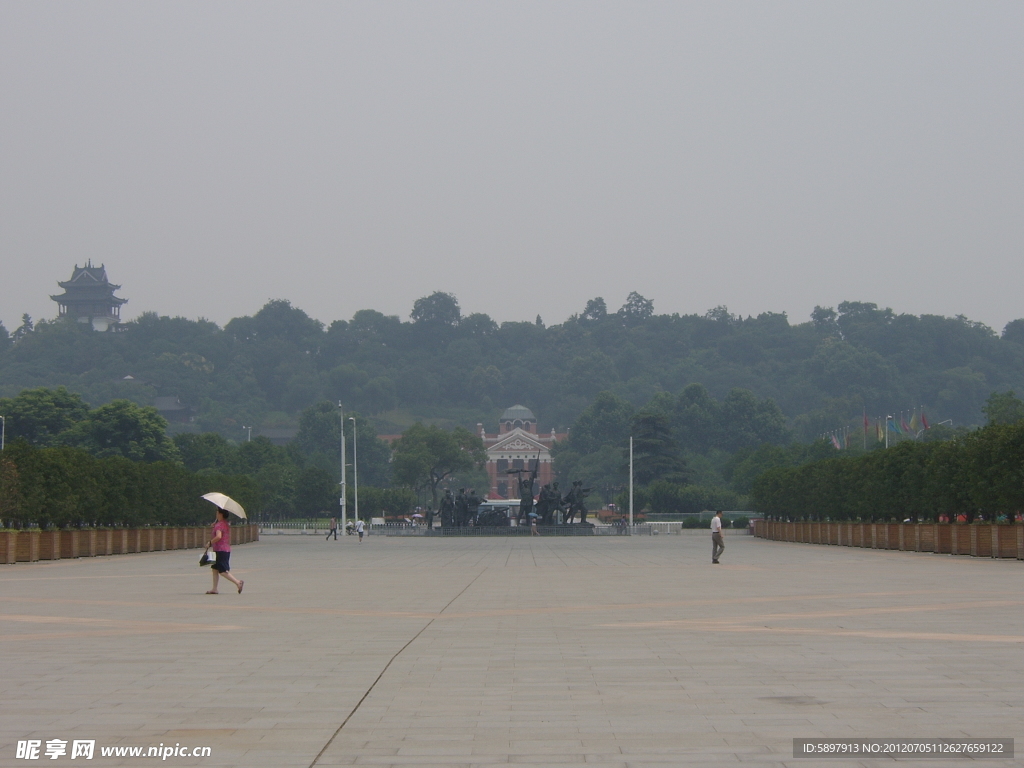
left=564, top=480, right=591, bottom=524
left=466, top=489, right=482, bottom=525
left=439, top=489, right=455, bottom=528
left=563, top=482, right=578, bottom=523
left=455, top=488, right=469, bottom=527
left=537, top=483, right=562, bottom=525
left=515, top=460, right=539, bottom=524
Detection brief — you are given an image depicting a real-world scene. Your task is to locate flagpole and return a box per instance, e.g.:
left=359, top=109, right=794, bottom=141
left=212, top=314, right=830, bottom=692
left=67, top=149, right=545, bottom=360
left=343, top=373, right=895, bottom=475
left=628, top=436, right=634, bottom=530
left=885, top=416, right=890, bottom=449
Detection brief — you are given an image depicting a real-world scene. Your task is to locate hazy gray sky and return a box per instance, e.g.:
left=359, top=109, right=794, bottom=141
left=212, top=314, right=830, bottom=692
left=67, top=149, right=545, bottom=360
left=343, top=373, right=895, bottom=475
left=2, top=2, right=1022, bottom=333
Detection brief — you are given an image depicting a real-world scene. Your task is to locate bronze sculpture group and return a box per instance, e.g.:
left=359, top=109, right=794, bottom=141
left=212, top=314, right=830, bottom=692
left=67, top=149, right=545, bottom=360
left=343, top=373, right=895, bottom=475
left=438, top=488, right=483, bottom=528
left=434, top=469, right=591, bottom=529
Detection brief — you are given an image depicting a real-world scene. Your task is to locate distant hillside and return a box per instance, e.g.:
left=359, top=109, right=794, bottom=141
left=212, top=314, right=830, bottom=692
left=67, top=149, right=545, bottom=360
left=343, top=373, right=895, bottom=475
left=1, top=293, right=1022, bottom=440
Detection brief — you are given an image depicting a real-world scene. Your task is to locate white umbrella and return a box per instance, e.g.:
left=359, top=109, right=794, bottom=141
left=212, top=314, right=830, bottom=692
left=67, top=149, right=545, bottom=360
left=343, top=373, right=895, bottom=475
left=201, top=492, right=247, bottom=519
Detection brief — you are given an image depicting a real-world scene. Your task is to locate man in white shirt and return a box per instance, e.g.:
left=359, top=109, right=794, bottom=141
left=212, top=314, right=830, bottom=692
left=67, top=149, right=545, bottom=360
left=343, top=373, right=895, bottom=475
left=355, top=518, right=365, bottom=543
left=710, top=510, right=724, bottom=564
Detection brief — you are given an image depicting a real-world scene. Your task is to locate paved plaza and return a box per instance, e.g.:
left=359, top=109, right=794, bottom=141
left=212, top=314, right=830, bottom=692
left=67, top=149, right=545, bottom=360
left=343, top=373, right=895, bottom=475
left=2, top=531, right=1023, bottom=767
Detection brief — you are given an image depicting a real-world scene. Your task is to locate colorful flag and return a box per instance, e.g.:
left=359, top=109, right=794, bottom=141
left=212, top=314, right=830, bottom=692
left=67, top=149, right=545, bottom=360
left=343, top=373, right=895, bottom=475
left=831, top=433, right=842, bottom=449
left=863, top=411, right=870, bottom=434
left=876, top=421, right=884, bottom=441
left=910, top=413, right=919, bottom=431
left=889, top=418, right=902, bottom=436
left=901, top=414, right=911, bottom=433
left=921, top=411, right=930, bottom=429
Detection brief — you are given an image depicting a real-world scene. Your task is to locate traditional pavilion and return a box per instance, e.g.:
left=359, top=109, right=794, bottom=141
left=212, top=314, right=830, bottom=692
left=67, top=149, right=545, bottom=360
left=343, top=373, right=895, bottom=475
left=479, top=405, right=566, bottom=499
left=51, top=262, right=128, bottom=332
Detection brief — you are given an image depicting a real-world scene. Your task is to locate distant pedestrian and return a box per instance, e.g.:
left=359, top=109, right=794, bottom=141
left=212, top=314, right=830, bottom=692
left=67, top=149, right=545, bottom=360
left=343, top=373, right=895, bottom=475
left=206, top=508, right=243, bottom=594
left=356, top=518, right=365, bottom=542
left=711, top=510, right=725, bottom=564
left=326, top=517, right=338, bottom=541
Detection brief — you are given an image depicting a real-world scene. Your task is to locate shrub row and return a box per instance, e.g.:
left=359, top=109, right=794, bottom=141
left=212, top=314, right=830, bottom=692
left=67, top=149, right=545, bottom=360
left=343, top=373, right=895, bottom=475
left=751, top=422, right=1024, bottom=522
left=0, top=442, right=259, bottom=529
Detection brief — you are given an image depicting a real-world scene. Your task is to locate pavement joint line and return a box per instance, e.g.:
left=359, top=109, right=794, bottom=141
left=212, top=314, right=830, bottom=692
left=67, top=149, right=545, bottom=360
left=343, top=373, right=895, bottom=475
left=0, top=588, right=967, bottom=622
left=308, top=569, right=485, bottom=768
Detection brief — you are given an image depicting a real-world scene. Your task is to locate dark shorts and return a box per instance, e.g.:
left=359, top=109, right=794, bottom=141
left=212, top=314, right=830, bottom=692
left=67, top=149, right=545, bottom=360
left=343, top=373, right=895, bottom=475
left=212, top=551, right=231, bottom=573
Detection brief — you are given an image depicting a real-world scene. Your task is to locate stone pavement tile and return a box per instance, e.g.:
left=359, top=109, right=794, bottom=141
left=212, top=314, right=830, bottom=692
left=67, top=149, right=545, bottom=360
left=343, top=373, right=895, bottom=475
left=4, top=534, right=1024, bottom=767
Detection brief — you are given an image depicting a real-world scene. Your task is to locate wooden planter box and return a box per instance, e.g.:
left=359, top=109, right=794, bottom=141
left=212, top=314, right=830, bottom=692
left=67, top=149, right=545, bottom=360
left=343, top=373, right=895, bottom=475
left=154, top=528, right=167, bottom=551
left=952, top=524, right=971, bottom=555
left=127, top=529, right=141, bottom=553
left=16, top=530, right=40, bottom=562
left=60, top=530, right=79, bottom=558
left=38, top=531, right=61, bottom=560
left=166, top=528, right=180, bottom=551
left=112, top=529, right=128, bottom=555
left=973, top=525, right=993, bottom=558
left=97, top=530, right=113, bottom=556
left=79, top=529, right=96, bottom=557
left=0, top=531, right=18, bottom=564
left=994, top=525, right=1017, bottom=559
left=936, top=524, right=952, bottom=554
left=919, top=524, right=936, bottom=553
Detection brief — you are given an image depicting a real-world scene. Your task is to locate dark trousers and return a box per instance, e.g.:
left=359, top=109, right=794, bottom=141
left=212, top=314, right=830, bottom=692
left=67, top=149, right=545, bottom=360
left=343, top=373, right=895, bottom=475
left=327, top=528, right=337, bottom=540
left=712, top=532, right=724, bottom=562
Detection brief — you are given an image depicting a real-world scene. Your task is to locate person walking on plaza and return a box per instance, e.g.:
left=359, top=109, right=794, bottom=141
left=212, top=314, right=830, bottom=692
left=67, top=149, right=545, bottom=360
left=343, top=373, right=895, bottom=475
left=326, top=517, right=338, bottom=541
left=355, top=518, right=365, bottom=543
left=711, top=510, right=725, bottom=564
left=206, top=508, right=243, bottom=594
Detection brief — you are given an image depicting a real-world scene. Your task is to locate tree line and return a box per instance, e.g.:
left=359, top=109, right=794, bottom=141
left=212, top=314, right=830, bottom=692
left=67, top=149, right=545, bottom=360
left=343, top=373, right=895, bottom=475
left=0, top=385, right=480, bottom=521
left=0, top=442, right=257, bottom=529
left=751, top=393, right=1024, bottom=522
left=2, top=294, right=1022, bottom=443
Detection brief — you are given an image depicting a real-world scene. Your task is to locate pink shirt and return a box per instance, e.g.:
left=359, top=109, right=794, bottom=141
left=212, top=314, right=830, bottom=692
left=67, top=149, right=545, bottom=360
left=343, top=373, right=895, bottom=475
left=211, top=520, right=231, bottom=552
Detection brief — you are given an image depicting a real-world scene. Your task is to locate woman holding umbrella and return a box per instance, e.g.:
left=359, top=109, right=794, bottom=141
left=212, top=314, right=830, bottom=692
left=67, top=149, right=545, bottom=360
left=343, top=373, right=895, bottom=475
left=202, top=493, right=245, bottom=595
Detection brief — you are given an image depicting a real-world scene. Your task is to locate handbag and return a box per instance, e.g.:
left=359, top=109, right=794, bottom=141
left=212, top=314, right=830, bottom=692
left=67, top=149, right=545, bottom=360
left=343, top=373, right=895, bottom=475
left=200, top=549, right=214, bottom=567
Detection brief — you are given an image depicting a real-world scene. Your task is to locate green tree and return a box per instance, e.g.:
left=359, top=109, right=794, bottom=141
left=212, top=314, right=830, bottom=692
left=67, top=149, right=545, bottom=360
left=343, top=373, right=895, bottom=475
left=391, top=423, right=485, bottom=507
left=294, top=402, right=392, bottom=487
left=62, top=400, right=180, bottom=462
left=982, top=390, right=1024, bottom=426
left=581, top=297, right=607, bottom=322
left=0, top=386, right=90, bottom=446
left=174, top=432, right=235, bottom=472
left=628, top=410, right=688, bottom=486
left=618, top=292, right=653, bottom=323
left=12, top=313, right=34, bottom=343
left=411, top=291, right=461, bottom=327
left=294, top=467, right=337, bottom=516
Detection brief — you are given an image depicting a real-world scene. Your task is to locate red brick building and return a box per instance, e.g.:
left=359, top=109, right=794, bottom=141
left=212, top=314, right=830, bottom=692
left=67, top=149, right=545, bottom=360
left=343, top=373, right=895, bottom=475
left=479, top=405, right=566, bottom=499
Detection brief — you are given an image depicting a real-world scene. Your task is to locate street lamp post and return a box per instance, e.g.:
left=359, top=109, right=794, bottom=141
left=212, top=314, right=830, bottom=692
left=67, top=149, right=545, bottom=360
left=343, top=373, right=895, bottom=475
left=628, top=435, right=634, bottom=531
left=0, top=415, right=5, bottom=450
left=242, top=425, right=252, bottom=442
left=349, top=416, right=359, bottom=527
left=339, top=403, right=347, bottom=530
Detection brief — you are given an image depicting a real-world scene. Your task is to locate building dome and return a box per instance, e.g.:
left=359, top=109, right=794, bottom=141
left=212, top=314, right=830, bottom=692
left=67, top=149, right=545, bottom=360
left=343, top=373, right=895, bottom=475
left=500, top=404, right=536, bottom=422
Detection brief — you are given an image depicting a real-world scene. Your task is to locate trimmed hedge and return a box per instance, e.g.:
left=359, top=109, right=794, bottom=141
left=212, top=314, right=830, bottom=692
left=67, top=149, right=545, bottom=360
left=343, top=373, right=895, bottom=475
left=751, top=422, right=1024, bottom=522
left=0, top=442, right=258, bottom=529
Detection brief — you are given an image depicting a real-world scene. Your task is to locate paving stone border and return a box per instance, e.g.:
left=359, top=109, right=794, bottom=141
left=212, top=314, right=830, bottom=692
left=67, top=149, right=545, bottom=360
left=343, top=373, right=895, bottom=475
left=0, top=523, right=258, bottom=563
left=754, top=519, right=1024, bottom=559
